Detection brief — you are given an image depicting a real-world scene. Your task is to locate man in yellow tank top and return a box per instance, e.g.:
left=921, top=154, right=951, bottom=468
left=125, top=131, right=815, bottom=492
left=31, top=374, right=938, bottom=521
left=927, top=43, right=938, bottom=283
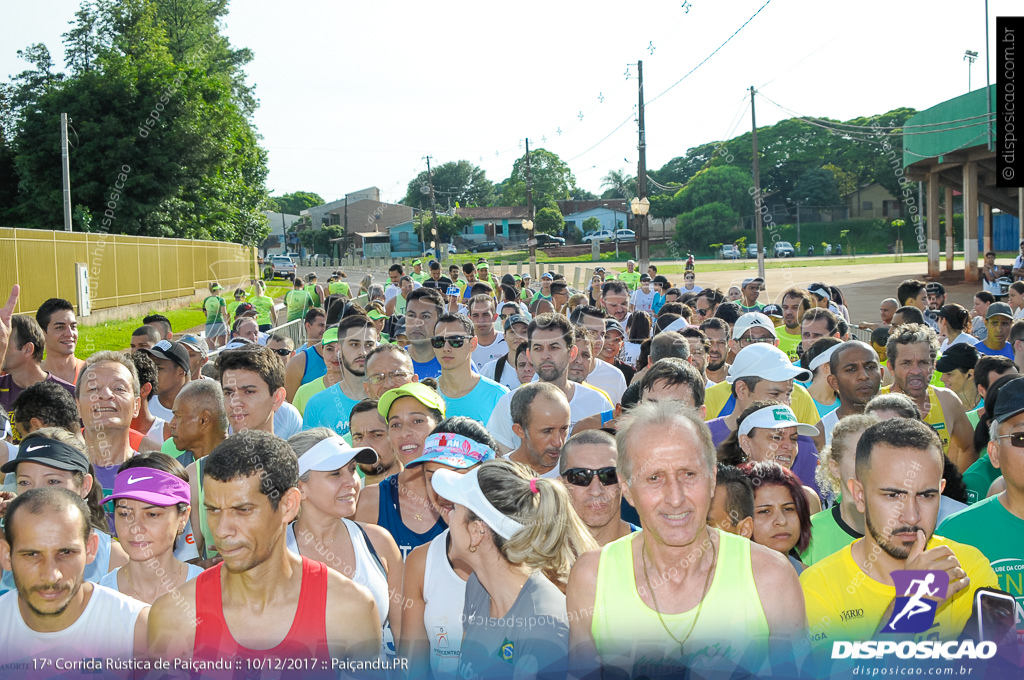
left=880, top=324, right=975, bottom=471
left=566, top=402, right=807, bottom=678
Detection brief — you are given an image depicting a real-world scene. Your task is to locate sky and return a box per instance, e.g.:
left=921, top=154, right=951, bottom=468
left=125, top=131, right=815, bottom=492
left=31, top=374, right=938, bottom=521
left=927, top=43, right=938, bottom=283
left=2, top=0, right=1018, bottom=207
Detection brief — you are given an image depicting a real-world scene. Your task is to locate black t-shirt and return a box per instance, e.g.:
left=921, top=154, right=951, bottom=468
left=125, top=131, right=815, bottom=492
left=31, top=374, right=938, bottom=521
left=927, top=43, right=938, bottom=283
left=422, top=276, right=453, bottom=291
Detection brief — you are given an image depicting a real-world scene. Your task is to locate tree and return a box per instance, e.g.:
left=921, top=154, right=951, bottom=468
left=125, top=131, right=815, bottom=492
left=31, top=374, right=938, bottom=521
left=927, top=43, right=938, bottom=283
left=791, top=168, right=841, bottom=208
left=420, top=214, right=473, bottom=241
left=271, top=191, right=324, bottom=215
left=582, top=216, right=602, bottom=233
left=600, top=169, right=635, bottom=199
left=676, top=202, right=739, bottom=251
left=676, top=165, right=753, bottom=216
left=498, top=148, right=576, bottom=207
left=534, top=206, right=564, bottom=235
left=401, top=160, right=493, bottom=210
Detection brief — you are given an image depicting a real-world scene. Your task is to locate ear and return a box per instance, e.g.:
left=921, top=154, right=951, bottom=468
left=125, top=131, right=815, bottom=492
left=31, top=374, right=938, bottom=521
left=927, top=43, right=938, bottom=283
left=131, top=395, right=141, bottom=419
left=738, top=434, right=753, bottom=457
left=470, top=337, right=479, bottom=351
left=569, top=345, right=580, bottom=361
left=735, top=516, right=754, bottom=539
left=84, top=530, right=99, bottom=566
left=847, top=476, right=867, bottom=513
left=512, top=422, right=525, bottom=439
left=826, top=372, right=839, bottom=392
left=270, top=386, right=286, bottom=413
left=939, top=478, right=946, bottom=495
left=79, top=473, right=94, bottom=497
left=280, top=487, right=303, bottom=524
left=28, top=416, right=45, bottom=434
left=620, top=478, right=636, bottom=510
left=0, top=539, right=11, bottom=572
left=988, top=438, right=1003, bottom=469
left=734, top=381, right=750, bottom=403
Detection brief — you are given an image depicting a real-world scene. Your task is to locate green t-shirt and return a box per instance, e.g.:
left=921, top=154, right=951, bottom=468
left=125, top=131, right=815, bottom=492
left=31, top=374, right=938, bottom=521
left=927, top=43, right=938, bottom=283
left=328, top=281, right=351, bottom=297
left=777, top=326, right=801, bottom=362
left=226, top=300, right=244, bottom=321
left=739, top=302, right=765, bottom=313
left=248, top=295, right=275, bottom=326
left=798, top=503, right=861, bottom=566
left=293, top=376, right=327, bottom=416
left=618, top=270, right=641, bottom=291
left=284, top=289, right=314, bottom=322
left=937, top=494, right=1024, bottom=640
left=411, top=271, right=428, bottom=283
left=962, top=453, right=1002, bottom=504
left=203, top=295, right=226, bottom=325
left=305, top=284, right=321, bottom=307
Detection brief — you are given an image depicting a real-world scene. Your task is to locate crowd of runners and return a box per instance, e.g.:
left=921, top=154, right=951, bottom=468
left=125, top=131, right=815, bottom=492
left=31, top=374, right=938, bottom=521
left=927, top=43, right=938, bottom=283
left=0, top=254, right=1022, bottom=679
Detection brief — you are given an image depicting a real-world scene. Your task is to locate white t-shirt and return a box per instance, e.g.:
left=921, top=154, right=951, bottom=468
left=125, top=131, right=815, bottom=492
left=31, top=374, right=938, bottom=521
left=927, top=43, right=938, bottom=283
left=939, top=333, right=977, bottom=353
left=631, top=288, right=655, bottom=313
left=145, top=417, right=168, bottom=444
left=587, top=360, right=627, bottom=404
left=820, top=407, right=841, bottom=446
left=501, top=453, right=561, bottom=479
left=486, top=382, right=613, bottom=450
left=148, top=393, right=174, bottom=423
left=480, top=356, right=522, bottom=391
left=472, top=332, right=508, bottom=366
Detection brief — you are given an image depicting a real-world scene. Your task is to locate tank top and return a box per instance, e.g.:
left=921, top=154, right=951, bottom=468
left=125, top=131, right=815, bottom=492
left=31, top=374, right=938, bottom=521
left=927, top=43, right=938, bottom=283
left=378, top=474, right=447, bottom=560
left=881, top=384, right=950, bottom=451
left=422, top=530, right=467, bottom=677
left=300, top=343, right=328, bottom=385
left=193, top=557, right=330, bottom=662
left=194, top=457, right=217, bottom=559
left=329, top=281, right=350, bottom=296
left=591, top=530, right=770, bottom=676
left=0, top=529, right=111, bottom=595
left=0, top=583, right=146, bottom=666
left=99, top=563, right=205, bottom=594
left=145, top=416, right=168, bottom=444
left=305, top=283, right=321, bottom=307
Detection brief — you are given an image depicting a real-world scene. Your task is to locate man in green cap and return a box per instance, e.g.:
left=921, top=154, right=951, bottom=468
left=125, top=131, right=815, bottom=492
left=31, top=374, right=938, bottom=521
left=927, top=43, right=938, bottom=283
left=411, top=260, right=428, bottom=284
left=301, top=315, right=379, bottom=435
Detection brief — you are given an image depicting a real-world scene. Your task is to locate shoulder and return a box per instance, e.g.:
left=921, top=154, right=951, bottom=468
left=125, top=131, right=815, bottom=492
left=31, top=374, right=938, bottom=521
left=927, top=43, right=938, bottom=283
left=569, top=546, right=603, bottom=589
left=932, top=385, right=965, bottom=410
left=358, top=521, right=400, bottom=559
left=937, top=497, right=993, bottom=535
left=932, top=536, right=995, bottom=574
left=478, top=376, right=510, bottom=394
left=150, top=577, right=199, bottom=626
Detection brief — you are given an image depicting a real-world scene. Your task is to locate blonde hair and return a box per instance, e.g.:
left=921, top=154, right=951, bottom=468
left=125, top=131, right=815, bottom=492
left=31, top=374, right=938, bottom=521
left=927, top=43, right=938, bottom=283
left=815, top=414, right=878, bottom=498
left=470, top=459, right=597, bottom=584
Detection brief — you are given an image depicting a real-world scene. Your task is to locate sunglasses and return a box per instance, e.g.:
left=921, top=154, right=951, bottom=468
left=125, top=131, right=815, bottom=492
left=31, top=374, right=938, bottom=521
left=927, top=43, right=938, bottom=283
left=430, top=335, right=469, bottom=349
left=996, top=432, right=1024, bottom=448
left=269, top=348, right=291, bottom=357
left=697, top=308, right=709, bottom=316
left=562, top=467, right=618, bottom=487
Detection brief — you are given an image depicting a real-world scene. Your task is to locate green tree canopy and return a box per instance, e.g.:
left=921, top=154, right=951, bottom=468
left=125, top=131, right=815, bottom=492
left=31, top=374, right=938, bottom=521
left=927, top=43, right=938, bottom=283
left=498, top=148, right=576, bottom=207
left=676, top=202, right=740, bottom=251
left=271, top=191, right=324, bottom=216
left=791, top=168, right=841, bottom=207
left=533, top=206, right=564, bottom=235
left=677, top=165, right=753, bottom=216
left=401, top=160, right=493, bottom=210
left=600, top=169, right=636, bottom=199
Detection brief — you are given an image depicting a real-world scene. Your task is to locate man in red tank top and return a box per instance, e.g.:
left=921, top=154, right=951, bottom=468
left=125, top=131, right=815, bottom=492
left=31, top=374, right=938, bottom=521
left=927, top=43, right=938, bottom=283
left=147, top=430, right=381, bottom=671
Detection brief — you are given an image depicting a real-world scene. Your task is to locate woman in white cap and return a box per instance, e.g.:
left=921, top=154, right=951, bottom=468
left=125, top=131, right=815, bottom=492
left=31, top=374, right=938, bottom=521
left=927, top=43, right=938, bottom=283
left=99, top=452, right=203, bottom=603
left=287, top=428, right=404, bottom=657
left=717, top=400, right=822, bottom=513
left=431, top=458, right=597, bottom=680
left=801, top=337, right=842, bottom=419
left=399, top=417, right=499, bottom=679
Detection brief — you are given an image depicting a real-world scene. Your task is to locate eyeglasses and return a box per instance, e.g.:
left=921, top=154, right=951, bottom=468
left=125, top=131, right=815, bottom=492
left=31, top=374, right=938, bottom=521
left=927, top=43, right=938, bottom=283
left=430, top=336, right=469, bottom=349
left=996, top=432, right=1024, bottom=448
left=367, top=370, right=413, bottom=385
left=269, top=348, right=291, bottom=357
left=562, top=467, right=618, bottom=487
left=738, top=336, right=776, bottom=346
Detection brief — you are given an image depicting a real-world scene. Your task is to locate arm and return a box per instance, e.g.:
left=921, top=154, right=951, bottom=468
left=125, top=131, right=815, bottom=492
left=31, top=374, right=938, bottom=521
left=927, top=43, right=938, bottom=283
left=0, top=285, right=18, bottom=368
left=397, top=543, right=430, bottom=678
left=938, top=388, right=977, bottom=471
left=750, top=542, right=807, bottom=665
left=354, top=483, right=381, bottom=524
left=565, top=549, right=602, bottom=680
left=326, top=572, right=382, bottom=661
left=362, top=522, right=404, bottom=643
left=283, top=351, right=308, bottom=402
left=147, top=582, right=198, bottom=661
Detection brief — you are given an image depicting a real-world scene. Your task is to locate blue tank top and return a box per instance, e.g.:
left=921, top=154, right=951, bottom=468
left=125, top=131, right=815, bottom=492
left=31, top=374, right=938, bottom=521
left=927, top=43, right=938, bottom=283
left=300, top=344, right=327, bottom=385
left=378, top=474, right=446, bottom=560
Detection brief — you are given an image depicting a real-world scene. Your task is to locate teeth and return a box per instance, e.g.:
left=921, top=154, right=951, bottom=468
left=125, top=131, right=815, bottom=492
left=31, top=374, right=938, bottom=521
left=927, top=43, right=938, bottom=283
left=664, top=512, right=689, bottom=520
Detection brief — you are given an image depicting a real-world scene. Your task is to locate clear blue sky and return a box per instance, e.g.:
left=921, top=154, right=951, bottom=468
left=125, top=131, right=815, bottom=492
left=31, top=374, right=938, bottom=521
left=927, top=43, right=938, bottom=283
left=2, top=0, right=1016, bottom=205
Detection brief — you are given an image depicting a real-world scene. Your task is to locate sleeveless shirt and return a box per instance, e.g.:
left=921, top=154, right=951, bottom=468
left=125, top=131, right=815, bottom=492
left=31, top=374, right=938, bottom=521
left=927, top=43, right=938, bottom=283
left=377, top=474, right=447, bottom=560
left=592, top=530, right=770, bottom=677
left=880, top=384, right=950, bottom=451
left=299, top=343, right=328, bottom=385
left=193, top=557, right=330, bottom=662
left=422, top=530, right=467, bottom=677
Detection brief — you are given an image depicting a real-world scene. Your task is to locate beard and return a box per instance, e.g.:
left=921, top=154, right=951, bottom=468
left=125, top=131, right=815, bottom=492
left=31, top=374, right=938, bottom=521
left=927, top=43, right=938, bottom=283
left=707, top=357, right=726, bottom=372
left=864, top=506, right=926, bottom=560
left=535, top=360, right=567, bottom=383
left=14, top=571, right=83, bottom=619
left=342, top=356, right=366, bottom=377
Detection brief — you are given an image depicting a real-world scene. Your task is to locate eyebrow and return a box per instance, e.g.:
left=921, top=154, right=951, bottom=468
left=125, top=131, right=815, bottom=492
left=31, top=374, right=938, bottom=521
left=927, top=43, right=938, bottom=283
left=878, top=487, right=940, bottom=495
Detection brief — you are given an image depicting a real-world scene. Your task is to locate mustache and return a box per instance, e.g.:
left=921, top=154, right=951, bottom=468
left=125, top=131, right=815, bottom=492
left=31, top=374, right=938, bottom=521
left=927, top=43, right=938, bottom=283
left=890, top=525, right=925, bottom=537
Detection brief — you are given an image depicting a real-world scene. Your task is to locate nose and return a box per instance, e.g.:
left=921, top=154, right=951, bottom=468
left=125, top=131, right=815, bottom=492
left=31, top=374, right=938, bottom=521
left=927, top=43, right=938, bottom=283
left=901, top=495, right=923, bottom=526
left=40, top=555, right=64, bottom=584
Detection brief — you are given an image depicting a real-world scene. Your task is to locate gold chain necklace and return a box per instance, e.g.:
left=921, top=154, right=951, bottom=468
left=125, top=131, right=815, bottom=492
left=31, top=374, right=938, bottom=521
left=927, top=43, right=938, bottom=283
left=641, top=532, right=717, bottom=654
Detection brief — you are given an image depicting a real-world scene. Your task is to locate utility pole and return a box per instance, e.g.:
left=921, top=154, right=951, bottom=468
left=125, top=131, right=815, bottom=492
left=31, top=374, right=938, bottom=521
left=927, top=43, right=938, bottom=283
left=424, top=156, right=441, bottom=261
left=796, top=200, right=801, bottom=249
left=525, top=138, right=536, bottom=277
left=61, top=113, right=72, bottom=232
left=636, top=60, right=649, bottom=271
left=750, top=86, right=765, bottom=280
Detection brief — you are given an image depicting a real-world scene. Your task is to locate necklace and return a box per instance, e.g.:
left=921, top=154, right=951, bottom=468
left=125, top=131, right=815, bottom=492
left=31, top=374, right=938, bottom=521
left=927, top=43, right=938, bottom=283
left=641, top=532, right=717, bottom=654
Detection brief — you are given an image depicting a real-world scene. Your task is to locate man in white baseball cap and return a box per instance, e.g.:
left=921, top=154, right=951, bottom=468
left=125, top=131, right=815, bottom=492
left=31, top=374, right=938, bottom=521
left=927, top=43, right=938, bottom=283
left=730, top=312, right=778, bottom=357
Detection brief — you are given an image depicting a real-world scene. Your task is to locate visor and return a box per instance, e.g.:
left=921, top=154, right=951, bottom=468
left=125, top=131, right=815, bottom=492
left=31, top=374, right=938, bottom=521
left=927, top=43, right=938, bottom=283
left=297, top=437, right=377, bottom=475
left=102, top=467, right=191, bottom=507
left=738, top=405, right=819, bottom=437
left=431, top=466, right=524, bottom=540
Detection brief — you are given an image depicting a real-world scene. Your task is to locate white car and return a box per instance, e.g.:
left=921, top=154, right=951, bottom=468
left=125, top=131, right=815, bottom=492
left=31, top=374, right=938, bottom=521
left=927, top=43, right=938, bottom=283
left=582, top=230, right=615, bottom=243
left=614, top=229, right=636, bottom=242
left=424, top=244, right=457, bottom=257
left=773, top=241, right=795, bottom=257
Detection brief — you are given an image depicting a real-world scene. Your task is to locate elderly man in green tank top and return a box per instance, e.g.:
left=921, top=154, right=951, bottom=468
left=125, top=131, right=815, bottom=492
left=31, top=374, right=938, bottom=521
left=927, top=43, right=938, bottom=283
left=566, top=401, right=806, bottom=679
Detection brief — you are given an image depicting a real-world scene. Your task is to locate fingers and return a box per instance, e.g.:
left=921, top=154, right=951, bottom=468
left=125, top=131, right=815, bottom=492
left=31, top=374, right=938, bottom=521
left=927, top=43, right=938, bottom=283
left=1, top=284, right=19, bottom=320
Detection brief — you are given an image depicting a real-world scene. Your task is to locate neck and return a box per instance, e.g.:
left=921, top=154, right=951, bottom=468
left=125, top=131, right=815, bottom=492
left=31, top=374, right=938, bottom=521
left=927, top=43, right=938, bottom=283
left=987, top=337, right=1004, bottom=350
left=543, top=373, right=571, bottom=396
left=337, top=370, right=368, bottom=400
left=322, top=364, right=343, bottom=387
left=223, top=542, right=302, bottom=606
left=999, top=488, right=1024, bottom=521
left=294, top=505, right=346, bottom=547
left=706, top=364, right=728, bottom=383
left=192, top=432, right=227, bottom=460
left=19, top=581, right=92, bottom=633
left=158, top=387, right=181, bottom=410
left=807, top=378, right=836, bottom=404
left=471, top=551, right=532, bottom=618
left=837, top=398, right=866, bottom=418
left=852, top=535, right=907, bottom=587
left=43, top=351, right=77, bottom=370
left=407, top=341, right=435, bottom=363
left=957, top=384, right=980, bottom=410
left=509, top=448, right=555, bottom=476
left=839, top=497, right=865, bottom=534
left=131, top=407, right=155, bottom=432
left=439, top=363, right=477, bottom=396
left=123, top=549, right=183, bottom=598
left=785, top=323, right=800, bottom=334
left=7, top=363, right=47, bottom=388
left=644, top=526, right=715, bottom=584
left=592, top=518, right=632, bottom=547
left=890, top=382, right=927, bottom=409
left=83, top=429, right=133, bottom=466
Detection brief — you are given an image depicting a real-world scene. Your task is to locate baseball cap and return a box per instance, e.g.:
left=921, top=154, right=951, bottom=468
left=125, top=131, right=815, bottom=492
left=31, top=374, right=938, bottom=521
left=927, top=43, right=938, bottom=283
left=987, top=302, right=1014, bottom=320
left=211, top=282, right=223, bottom=292
left=412, top=259, right=423, bottom=266
left=926, top=282, right=945, bottom=295
left=541, top=272, right=553, bottom=280
left=296, top=437, right=377, bottom=475
left=221, top=337, right=254, bottom=351
left=102, top=467, right=191, bottom=507
left=321, top=327, right=340, bottom=345
left=235, top=302, right=257, bottom=317
left=738, top=405, right=819, bottom=437
left=431, top=466, right=524, bottom=540
left=378, top=383, right=447, bottom=420
left=935, top=343, right=980, bottom=373
left=605, top=318, right=625, bottom=337
left=807, top=284, right=831, bottom=301
left=521, top=273, right=531, bottom=279
left=178, top=334, right=208, bottom=359
left=142, top=340, right=191, bottom=375
left=663, top=318, right=690, bottom=334
left=595, top=267, right=606, bottom=273
left=640, top=274, right=652, bottom=282
left=993, top=377, right=1024, bottom=423
left=1, top=436, right=90, bottom=474
left=761, top=303, right=783, bottom=318
left=741, top=277, right=764, bottom=290
left=428, top=260, right=440, bottom=269
left=478, top=261, right=489, bottom=269
left=406, top=433, right=497, bottom=469
left=367, top=309, right=386, bottom=321
left=652, top=275, right=670, bottom=287
left=504, top=314, right=531, bottom=332
left=732, top=313, right=778, bottom=340
left=727, top=344, right=812, bottom=384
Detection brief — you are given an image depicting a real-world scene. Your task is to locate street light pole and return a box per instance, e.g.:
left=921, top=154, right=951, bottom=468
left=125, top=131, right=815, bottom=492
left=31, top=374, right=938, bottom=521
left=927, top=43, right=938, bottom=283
left=636, top=60, right=649, bottom=271
left=525, top=138, right=536, bottom=278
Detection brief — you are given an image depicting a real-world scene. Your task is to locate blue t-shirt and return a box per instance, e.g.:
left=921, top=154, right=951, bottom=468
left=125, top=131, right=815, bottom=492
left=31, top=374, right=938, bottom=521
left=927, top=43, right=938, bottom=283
left=440, top=377, right=510, bottom=424
left=301, top=382, right=362, bottom=436
left=973, top=338, right=1014, bottom=359
left=411, top=355, right=443, bottom=380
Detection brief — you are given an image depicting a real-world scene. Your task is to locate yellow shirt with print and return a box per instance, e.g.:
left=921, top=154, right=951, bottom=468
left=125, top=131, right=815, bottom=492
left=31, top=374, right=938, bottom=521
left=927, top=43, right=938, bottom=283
left=703, top=380, right=820, bottom=427
left=800, top=536, right=998, bottom=649
left=777, top=327, right=802, bottom=362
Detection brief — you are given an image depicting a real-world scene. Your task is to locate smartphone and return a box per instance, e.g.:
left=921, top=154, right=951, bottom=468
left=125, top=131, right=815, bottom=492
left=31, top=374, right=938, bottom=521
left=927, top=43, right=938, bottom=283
left=446, top=285, right=458, bottom=297
left=960, top=587, right=1021, bottom=665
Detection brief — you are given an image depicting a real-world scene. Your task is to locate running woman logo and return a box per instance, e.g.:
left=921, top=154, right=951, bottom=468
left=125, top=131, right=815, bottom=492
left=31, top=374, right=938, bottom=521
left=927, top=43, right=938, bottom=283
left=884, top=570, right=950, bottom=634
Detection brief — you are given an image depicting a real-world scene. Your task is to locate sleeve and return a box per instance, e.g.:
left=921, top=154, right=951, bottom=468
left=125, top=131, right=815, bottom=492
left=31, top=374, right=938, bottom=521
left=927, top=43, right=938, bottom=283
left=792, top=387, right=822, bottom=428
left=486, top=394, right=520, bottom=450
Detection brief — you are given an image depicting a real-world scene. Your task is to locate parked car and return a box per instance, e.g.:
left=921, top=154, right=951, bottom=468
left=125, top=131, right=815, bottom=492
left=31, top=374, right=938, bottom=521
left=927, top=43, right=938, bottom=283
left=718, top=244, right=740, bottom=259
left=614, top=229, right=636, bottom=242
left=532, top=234, right=565, bottom=248
left=773, top=241, right=795, bottom=257
left=263, top=255, right=296, bottom=281
left=582, top=230, right=615, bottom=243
left=423, top=244, right=457, bottom=257
left=468, top=241, right=503, bottom=253
left=745, top=244, right=758, bottom=258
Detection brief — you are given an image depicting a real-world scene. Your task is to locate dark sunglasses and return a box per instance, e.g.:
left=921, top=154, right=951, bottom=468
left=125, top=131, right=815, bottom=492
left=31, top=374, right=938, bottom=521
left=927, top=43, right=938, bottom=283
left=430, top=335, right=468, bottom=349
left=269, top=348, right=291, bottom=357
left=562, top=467, right=618, bottom=487
left=996, top=433, right=1024, bottom=448
left=697, top=308, right=709, bottom=316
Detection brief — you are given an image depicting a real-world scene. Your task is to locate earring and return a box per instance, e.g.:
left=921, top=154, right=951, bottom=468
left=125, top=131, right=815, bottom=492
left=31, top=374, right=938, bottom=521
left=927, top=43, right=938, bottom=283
left=468, top=545, right=477, bottom=553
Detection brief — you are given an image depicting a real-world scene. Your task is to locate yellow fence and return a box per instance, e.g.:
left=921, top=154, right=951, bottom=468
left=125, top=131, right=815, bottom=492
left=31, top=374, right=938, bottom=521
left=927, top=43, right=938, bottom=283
left=0, top=228, right=256, bottom=316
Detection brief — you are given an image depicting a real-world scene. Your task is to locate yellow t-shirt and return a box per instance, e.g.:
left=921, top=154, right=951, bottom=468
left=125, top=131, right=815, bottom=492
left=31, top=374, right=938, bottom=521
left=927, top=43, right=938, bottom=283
left=777, top=327, right=802, bottom=362
left=879, top=384, right=949, bottom=452
left=292, top=376, right=327, bottom=416
left=704, top=381, right=820, bottom=427
left=800, top=536, right=998, bottom=649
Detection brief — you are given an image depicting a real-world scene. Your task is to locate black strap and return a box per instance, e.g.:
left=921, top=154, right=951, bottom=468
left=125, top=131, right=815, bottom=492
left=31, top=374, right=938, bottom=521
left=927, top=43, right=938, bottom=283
left=353, top=521, right=388, bottom=579
left=494, top=354, right=509, bottom=382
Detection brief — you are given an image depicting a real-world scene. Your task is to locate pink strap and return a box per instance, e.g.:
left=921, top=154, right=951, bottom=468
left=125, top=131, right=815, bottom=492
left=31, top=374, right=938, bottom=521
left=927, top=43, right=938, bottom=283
left=529, top=478, right=539, bottom=494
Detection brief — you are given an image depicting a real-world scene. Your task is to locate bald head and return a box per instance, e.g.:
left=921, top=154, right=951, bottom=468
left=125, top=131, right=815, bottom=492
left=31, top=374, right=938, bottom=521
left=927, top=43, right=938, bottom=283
left=880, top=298, right=899, bottom=325
left=830, top=340, right=879, bottom=374
left=175, top=379, right=228, bottom=433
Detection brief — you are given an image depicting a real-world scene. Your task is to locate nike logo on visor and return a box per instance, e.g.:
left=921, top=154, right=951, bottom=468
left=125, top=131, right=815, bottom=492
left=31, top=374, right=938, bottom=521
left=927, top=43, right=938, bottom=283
left=126, top=476, right=152, bottom=485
